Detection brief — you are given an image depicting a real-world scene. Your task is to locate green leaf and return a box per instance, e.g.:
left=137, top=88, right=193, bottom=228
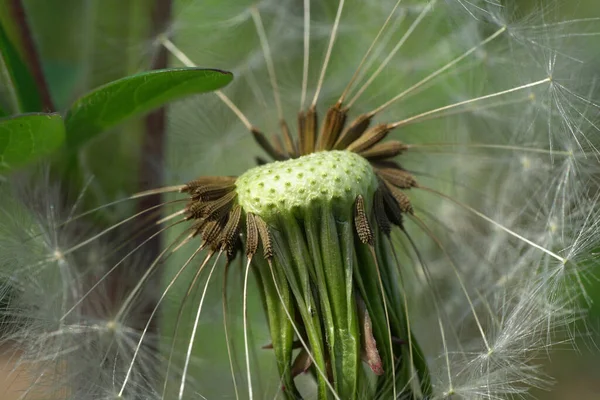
left=0, top=22, right=43, bottom=113
left=64, top=68, right=233, bottom=148
left=0, top=113, right=65, bottom=172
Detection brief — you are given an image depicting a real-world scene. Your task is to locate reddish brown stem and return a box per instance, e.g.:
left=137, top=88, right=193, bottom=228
left=8, top=0, right=54, bottom=111
left=137, top=0, right=173, bottom=259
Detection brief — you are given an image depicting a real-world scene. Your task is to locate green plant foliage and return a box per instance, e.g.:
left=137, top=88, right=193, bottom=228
left=0, top=22, right=42, bottom=113
left=64, top=68, right=233, bottom=148
left=0, top=113, right=65, bottom=172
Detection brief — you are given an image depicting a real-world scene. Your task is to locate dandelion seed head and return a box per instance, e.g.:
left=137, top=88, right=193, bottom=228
left=236, top=150, right=378, bottom=218
left=5, top=0, right=600, bottom=398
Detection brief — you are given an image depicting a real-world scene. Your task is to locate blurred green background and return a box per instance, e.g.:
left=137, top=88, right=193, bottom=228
left=1, top=0, right=599, bottom=398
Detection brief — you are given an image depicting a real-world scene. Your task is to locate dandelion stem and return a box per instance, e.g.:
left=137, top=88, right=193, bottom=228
left=7, top=0, right=55, bottom=111
left=138, top=0, right=173, bottom=268
left=266, top=259, right=341, bottom=400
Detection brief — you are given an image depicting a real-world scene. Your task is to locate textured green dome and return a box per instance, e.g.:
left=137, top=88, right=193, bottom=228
left=236, top=150, right=378, bottom=220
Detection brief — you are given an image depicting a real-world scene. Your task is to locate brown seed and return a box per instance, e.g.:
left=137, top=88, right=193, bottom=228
left=334, top=114, right=372, bottom=150
left=190, top=183, right=236, bottom=202
left=195, top=190, right=237, bottom=220
left=254, top=215, right=273, bottom=259
left=373, top=189, right=392, bottom=236
left=354, top=195, right=374, bottom=245
left=302, top=105, right=318, bottom=155
left=380, top=183, right=404, bottom=227
left=297, top=111, right=307, bottom=155
left=375, top=168, right=417, bottom=189
left=246, top=213, right=259, bottom=258
left=220, top=205, right=242, bottom=254
left=251, top=127, right=287, bottom=161
left=200, top=218, right=226, bottom=247
left=346, top=123, right=391, bottom=153
left=280, top=119, right=297, bottom=158
left=317, top=103, right=347, bottom=151
left=385, top=182, right=414, bottom=214
left=272, top=133, right=284, bottom=155
left=255, top=156, right=268, bottom=165
left=183, top=176, right=237, bottom=193
left=359, top=140, right=408, bottom=160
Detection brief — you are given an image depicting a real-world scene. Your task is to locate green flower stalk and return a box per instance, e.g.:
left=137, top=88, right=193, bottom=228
left=181, top=127, right=430, bottom=398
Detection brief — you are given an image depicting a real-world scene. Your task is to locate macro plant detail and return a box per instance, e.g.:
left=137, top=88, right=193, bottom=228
left=175, top=97, right=432, bottom=398
left=0, top=0, right=600, bottom=400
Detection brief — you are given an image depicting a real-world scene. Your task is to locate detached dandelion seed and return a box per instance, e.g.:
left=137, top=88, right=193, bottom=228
left=2, top=1, right=600, bottom=399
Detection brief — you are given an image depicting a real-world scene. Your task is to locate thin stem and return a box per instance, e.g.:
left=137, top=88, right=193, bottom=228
left=408, top=142, right=575, bottom=156
left=368, top=246, right=396, bottom=400
left=339, top=0, right=404, bottom=104
left=118, top=243, right=202, bottom=396
left=178, top=251, right=223, bottom=400
left=137, top=0, right=173, bottom=264
left=158, top=35, right=254, bottom=130
left=113, top=226, right=192, bottom=323
left=386, top=239, right=417, bottom=394
left=311, top=0, right=345, bottom=107
left=251, top=7, right=283, bottom=121
left=348, top=0, right=435, bottom=108
left=370, top=26, right=507, bottom=116
left=162, top=251, right=215, bottom=399
left=418, top=185, right=567, bottom=263
left=8, top=0, right=54, bottom=111
left=266, top=259, right=341, bottom=400
left=390, top=78, right=551, bottom=128
left=60, top=220, right=186, bottom=321
left=409, top=214, right=491, bottom=352
left=243, top=257, right=254, bottom=400
left=61, top=200, right=184, bottom=256
left=222, top=261, right=240, bottom=400
left=300, top=0, right=310, bottom=110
